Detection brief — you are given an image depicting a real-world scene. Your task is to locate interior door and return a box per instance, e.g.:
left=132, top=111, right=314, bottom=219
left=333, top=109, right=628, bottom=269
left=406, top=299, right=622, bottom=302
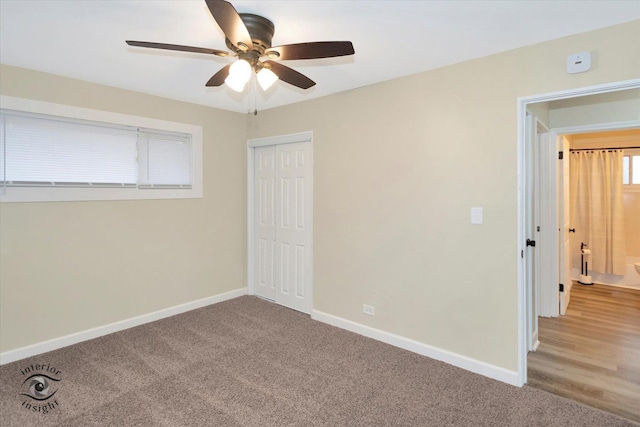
left=537, top=125, right=559, bottom=317
left=525, top=114, right=538, bottom=351
left=254, top=145, right=277, bottom=301
left=274, top=142, right=312, bottom=313
left=253, top=140, right=313, bottom=314
left=559, top=136, right=572, bottom=315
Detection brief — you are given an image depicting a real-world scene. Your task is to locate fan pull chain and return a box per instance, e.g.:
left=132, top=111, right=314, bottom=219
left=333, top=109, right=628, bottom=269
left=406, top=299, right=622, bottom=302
left=252, top=74, right=258, bottom=115
left=246, top=76, right=251, bottom=115
left=246, top=73, right=258, bottom=115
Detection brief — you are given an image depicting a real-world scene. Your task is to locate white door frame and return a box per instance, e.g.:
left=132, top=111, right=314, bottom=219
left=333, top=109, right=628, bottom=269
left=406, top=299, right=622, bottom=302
left=524, top=113, right=537, bottom=352
left=247, top=131, right=314, bottom=307
left=516, top=78, right=640, bottom=386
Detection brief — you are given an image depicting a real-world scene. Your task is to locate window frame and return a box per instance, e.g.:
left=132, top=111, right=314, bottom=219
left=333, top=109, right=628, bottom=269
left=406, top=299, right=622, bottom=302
left=623, top=148, right=640, bottom=192
left=0, top=96, right=203, bottom=203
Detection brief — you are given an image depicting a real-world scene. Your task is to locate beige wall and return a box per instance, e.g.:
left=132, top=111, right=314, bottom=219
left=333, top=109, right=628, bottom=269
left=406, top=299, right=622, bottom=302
left=247, top=20, right=640, bottom=371
left=0, top=65, right=248, bottom=352
left=548, top=88, right=640, bottom=128
left=1, top=20, right=638, bottom=371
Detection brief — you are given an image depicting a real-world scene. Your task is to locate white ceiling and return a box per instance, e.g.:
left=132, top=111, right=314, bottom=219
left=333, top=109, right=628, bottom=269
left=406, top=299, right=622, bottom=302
left=1, top=1, right=639, bottom=113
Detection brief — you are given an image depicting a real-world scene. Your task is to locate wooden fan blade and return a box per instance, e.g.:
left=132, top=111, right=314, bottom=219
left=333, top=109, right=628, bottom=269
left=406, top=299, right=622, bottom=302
left=265, top=41, right=354, bottom=60
left=205, top=0, right=253, bottom=51
left=264, top=61, right=315, bottom=90
left=206, top=64, right=232, bottom=87
left=126, top=40, right=229, bottom=57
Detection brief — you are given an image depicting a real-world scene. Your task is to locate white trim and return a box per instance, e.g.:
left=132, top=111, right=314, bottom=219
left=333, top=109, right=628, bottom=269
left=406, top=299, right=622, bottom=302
left=520, top=79, right=640, bottom=104
left=517, top=94, right=528, bottom=386
left=0, top=95, right=203, bottom=203
left=0, top=287, right=246, bottom=365
left=247, top=144, right=256, bottom=295
left=246, top=131, right=314, bottom=311
left=248, top=131, right=313, bottom=148
left=517, top=78, right=640, bottom=387
left=312, top=310, right=520, bottom=387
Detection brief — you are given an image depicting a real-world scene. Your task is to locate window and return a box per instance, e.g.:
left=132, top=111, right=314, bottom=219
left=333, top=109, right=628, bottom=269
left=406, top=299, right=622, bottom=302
left=0, top=96, right=202, bottom=202
left=623, top=149, right=640, bottom=188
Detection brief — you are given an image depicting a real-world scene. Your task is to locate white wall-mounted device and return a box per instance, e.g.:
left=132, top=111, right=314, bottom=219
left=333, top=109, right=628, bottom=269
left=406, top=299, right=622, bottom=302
left=566, top=52, right=591, bottom=74
left=471, top=207, right=483, bottom=225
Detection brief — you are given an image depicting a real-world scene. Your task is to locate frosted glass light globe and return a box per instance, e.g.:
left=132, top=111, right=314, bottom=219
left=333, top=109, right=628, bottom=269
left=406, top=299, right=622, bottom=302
left=225, top=60, right=252, bottom=92
left=257, top=68, right=279, bottom=91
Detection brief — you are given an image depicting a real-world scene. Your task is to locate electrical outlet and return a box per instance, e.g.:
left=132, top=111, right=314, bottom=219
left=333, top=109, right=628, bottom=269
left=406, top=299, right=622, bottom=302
left=363, top=304, right=375, bottom=316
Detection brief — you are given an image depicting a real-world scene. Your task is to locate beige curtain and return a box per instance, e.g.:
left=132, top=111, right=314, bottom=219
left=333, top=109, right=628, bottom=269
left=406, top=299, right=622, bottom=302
left=570, top=150, right=626, bottom=275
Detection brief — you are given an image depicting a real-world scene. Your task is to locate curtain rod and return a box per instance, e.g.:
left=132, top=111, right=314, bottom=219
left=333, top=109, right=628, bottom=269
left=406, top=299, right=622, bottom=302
left=569, top=146, right=640, bottom=152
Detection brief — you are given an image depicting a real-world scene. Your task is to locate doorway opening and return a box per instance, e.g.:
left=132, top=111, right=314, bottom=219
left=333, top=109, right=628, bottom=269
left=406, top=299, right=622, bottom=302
left=529, top=126, right=640, bottom=420
left=518, top=80, right=640, bottom=420
left=518, top=80, right=640, bottom=384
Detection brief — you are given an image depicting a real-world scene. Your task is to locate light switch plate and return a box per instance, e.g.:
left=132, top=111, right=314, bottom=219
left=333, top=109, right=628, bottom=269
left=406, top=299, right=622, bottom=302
left=471, top=207, right=483, bottom=225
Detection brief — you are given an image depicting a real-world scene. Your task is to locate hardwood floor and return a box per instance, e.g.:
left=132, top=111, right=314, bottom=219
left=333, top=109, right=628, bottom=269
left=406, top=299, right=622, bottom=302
left=527, top=283, right=640, bottom=422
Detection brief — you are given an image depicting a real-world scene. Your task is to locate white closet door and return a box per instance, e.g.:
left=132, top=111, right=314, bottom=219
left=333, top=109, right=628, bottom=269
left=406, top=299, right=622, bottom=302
left=274, top=142, right=312, bottom=313
left=254, top=145, right=277, bottom=301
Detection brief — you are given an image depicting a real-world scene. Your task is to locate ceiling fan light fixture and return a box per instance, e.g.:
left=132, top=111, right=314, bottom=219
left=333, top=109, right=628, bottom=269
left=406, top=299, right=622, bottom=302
left=257, top=68, right=279, bottom=90
left=225, top=59, right=252, bottom=91
left=225, top=74, right=247, bottom=92
left=126, top=1, right=355, bottom=92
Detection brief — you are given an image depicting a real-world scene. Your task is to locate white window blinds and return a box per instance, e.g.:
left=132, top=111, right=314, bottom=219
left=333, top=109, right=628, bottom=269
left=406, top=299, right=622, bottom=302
left=0, top=110, right=192, bottom=188
left=138, top=132, right=192, bottom=187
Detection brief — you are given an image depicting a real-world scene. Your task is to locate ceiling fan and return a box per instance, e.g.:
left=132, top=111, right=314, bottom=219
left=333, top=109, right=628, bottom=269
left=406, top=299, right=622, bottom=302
left=126, top=0, right=355, bottom=93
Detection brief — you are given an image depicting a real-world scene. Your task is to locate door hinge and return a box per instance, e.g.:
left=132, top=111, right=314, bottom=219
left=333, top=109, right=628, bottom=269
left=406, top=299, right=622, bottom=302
left=558, top=151, right=564, bottom=160
left=526, top=239, right=536, bottom=247
left=559, top=283, right=564, bottom=292
left=521, top=250, right=524, bottom=258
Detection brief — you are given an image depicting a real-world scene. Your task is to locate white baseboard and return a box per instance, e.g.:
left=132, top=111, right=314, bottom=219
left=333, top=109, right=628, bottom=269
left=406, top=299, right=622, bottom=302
left=311, top=309, right=520, bottom=387
left=0, top=287, right=246, bottom=365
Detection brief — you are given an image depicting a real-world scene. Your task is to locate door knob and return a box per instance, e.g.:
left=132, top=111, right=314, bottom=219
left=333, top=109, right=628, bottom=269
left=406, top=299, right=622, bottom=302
left=569, top=228, right=576, bottom=233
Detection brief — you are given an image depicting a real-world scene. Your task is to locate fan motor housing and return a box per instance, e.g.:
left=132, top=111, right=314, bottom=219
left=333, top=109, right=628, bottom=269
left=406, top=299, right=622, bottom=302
left=226, top=13, right=275, bottom=53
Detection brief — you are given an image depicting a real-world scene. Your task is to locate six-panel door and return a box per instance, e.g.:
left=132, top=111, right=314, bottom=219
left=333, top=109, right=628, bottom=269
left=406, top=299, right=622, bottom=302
left=254, top=141, right=312, bottom=313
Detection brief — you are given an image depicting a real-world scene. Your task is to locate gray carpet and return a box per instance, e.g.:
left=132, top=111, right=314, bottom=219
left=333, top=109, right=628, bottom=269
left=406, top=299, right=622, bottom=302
left=0, top=296, right=637, bottom=426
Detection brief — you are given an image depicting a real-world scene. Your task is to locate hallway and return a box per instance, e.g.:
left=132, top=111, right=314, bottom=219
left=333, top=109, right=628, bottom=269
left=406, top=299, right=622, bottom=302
left=528, top=283, right=640, bottom=421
